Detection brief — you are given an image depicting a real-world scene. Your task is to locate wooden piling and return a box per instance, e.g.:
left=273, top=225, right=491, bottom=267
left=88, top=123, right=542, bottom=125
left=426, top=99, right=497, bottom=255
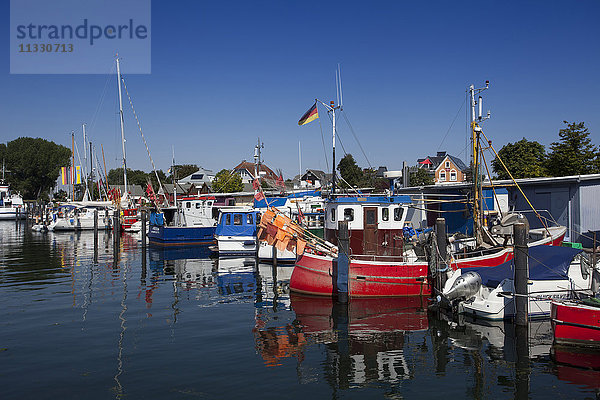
left=435, top=218, right=448, bottom=292
left=514, top=223, right=529, bottom=326
left=336, top=220, right=349, bottom=304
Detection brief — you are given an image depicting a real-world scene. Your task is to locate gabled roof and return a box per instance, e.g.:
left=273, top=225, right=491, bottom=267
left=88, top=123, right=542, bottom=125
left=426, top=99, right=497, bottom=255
left=436, top=155, right=468, bottom=172
left=233, top=161, right=278, bottom=180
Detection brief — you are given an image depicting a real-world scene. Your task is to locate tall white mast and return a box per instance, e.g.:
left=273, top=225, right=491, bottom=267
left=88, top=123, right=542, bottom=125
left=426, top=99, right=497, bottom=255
left=298, top=141, right=302, bottom=177
left=116, top=56, right=128, bottom=195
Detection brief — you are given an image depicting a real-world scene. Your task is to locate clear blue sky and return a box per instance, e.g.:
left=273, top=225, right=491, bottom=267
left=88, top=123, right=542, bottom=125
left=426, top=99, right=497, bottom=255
left=2, top=0, right=599, bottom=179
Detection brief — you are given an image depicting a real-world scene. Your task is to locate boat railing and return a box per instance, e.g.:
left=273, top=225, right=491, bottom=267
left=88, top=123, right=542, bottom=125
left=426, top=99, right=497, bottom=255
left=351, top=254, right=406, bottom=263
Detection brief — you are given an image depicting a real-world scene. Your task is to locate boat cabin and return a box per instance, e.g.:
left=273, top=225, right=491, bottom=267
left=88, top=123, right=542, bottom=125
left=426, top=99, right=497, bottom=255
left=180, top=195, right=217, bottom=226
left=215, top=208, right=260, bottom=238
left=324, top=196, right=412, bottom=257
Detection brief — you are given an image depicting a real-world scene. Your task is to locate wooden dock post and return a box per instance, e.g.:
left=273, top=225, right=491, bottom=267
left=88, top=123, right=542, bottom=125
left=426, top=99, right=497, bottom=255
left=435, top=218, right=448, bottom=292
left=141, top=209, right=147, bottom=249
left=514, top=222, right=529, bottom=326
left=336, top=220, right=349, bottom=304
left=93, top=209, right=98, bottom=263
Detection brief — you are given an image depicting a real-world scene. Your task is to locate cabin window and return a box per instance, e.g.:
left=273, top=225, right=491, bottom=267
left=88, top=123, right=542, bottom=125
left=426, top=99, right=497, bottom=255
left=186, top=202, right=191, bottom=208
left=366, top=209, right=376, bottom=225
left=247, top=214, right=254, bottom=225
left=225, top=214, right=231, bottom=225
left=344, top=208, right=354, bottom=221
left=450, top=170, right=457, bottom=181
left=382, top=208, right=389, bottom=221
left=207, top=201, right=213, bottom=207
left=394, top=207, right=404, bottom=221
left=196, top=202, right=202, bottom=209
left=445, top=161, right=450, bottom=168
left=440, top=171, right=446, bottom=181
left=331, top=208, right=336, bottom=222
left=234, top=214, right=242, bottom=225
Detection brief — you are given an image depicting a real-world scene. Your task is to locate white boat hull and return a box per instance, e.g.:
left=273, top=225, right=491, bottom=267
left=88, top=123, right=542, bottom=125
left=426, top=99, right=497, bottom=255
left=216, top=235, right=257, bottom=256
left=0, top=207, right=24, bottom=220
left=258, top=241, right=296, bottom=262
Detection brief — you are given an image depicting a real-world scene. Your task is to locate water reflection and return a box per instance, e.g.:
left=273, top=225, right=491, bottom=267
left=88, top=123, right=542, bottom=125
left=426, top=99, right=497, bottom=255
left=1, top=222, right=599, bottom=399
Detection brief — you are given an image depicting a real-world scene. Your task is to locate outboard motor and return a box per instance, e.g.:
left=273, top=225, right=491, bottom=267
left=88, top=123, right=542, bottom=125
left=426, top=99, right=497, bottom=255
left=490, top=212, right=529, bottom=238
left=443, top=271, right=482, bottom=301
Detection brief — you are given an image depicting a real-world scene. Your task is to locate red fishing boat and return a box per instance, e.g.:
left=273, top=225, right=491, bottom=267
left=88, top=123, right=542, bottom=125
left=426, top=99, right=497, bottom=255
left=289, top=195, right=565, bottom=297
left=551, top=298, right=600, bottom=347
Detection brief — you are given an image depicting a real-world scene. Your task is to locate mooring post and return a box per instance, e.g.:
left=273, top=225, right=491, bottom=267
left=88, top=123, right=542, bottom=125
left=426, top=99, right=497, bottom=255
left=435, top=218, right=448, bottom=292
left=336, top=220, right=350, bottom=304
left=514, top=222, right=529, bottom=326
left=514, top=324, right=530, bottom=399
left=141, top=209, right=147, bottom=249
left=113, top=211, right=120, bottom=244
left=93, top=209, right=98, bottom=260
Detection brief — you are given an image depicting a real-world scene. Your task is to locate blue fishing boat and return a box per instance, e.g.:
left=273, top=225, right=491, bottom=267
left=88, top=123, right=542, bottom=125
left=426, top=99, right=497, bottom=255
left=148, top=196, right=217, bottom=246
left=214, top=207, right=260, bottom=256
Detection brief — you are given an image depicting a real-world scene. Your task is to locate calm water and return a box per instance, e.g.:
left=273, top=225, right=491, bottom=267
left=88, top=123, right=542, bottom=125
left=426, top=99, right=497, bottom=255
left=1, top=222, right=599, bottom=399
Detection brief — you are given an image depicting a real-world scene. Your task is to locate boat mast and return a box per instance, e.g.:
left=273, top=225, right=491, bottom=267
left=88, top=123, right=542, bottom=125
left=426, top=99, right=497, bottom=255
left=254, top=138, right=263, bottom=182
left=116, top=56, right=128, bottom=196
left=71, top=131, right=75, bottom=201
left=469, top=81, right=490, bottom=246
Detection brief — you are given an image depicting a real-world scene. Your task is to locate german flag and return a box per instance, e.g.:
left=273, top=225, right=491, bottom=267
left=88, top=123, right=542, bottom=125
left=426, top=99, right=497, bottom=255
left=298, top=103, right=319, bottom=126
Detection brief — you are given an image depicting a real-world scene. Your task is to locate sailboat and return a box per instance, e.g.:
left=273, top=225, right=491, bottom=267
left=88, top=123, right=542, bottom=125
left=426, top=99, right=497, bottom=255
left=257, top=80, right=566, bottom=298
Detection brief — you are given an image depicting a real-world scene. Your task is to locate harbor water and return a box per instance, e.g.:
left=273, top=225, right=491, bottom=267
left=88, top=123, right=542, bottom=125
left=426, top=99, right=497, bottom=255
left=1, top=221, right=598, bottom=399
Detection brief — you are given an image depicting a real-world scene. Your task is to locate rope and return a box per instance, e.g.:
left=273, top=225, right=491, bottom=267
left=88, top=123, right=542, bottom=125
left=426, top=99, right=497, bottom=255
left=120, top=76, right=167, bottom=198
left=438, top=97, right=466, bottom=151
left=479, top=129, right=550, bottom=236
left=341, top=110, right=372, bottom=169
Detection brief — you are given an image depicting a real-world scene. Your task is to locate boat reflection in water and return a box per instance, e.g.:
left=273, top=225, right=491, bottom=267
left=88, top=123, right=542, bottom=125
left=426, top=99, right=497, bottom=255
left=254, top=291, right=429, bottom=385
left=217, top=257, right=257, bottom=296
left=149, top=245, right=216, bottom=291
left=552, top=345, right=600, bottom=392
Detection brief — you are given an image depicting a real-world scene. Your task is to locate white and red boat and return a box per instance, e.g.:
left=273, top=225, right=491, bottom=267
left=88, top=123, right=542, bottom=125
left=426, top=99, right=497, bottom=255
left=551, top=298, right=600, bottom=347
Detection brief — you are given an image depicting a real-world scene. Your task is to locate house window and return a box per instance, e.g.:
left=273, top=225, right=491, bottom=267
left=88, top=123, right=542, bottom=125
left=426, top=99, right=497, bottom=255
left=440, top=171, right=446, bottom=181
left=445, top=161, right=450, bottom=168
left=344, top=208, right=354, bottom=221
left=233, top=214, right=242, bottom=225
left=394, top=207, right=404, bottom=221
left=331, top=208, right=336, bottom=222
left=382, top=208, right=389, bottom=221
left=225, top=214, right=231, bottom=225
left=450, top=169, right=457, bottom=181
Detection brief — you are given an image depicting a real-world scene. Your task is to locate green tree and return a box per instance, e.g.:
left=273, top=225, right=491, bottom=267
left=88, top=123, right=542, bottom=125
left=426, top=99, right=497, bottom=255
left=2, top=137, right=71, bottom=199
left=410, top=168, right=434, bottom=186
left=211, top=169, right=243, bottom=193
left=168, top=164, right=199, bottom=181
left=491, top=138, right=547, bottom=179
left=337, top=154, right=363, bottom=187
left=546, top=121, right=599, bottom=176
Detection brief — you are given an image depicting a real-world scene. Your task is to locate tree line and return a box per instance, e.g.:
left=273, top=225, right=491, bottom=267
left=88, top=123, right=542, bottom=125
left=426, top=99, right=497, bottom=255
left=2, top=121, right=596, bottom=199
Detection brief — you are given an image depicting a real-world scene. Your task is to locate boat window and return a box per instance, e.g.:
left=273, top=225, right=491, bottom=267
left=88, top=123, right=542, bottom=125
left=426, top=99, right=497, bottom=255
left=330, top=208, right=336, bottom=222
left=344, top=208, right=354, bottom=221
left=196, top=202, right=202, bottom=209
left=186, top=202, right=191, bottom=208
left=225, top=214, right=231, bottom=225
left=394, top=207, right=404, bottom=221
left=247, top=214, right=254, bottom=225
left=450, top=169, right=457, bottom=181
left=382, top=208, right=389, bottom=221
left=234, top=214, right=242, bottom=225
left=207, top=201, right=213, bottom=207
left=366, top=209, right=376, bottom=225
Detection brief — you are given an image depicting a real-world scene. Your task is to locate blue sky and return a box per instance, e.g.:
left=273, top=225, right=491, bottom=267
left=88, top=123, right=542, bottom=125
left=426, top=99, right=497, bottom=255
left=2, top=0, right=599, bottom=179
